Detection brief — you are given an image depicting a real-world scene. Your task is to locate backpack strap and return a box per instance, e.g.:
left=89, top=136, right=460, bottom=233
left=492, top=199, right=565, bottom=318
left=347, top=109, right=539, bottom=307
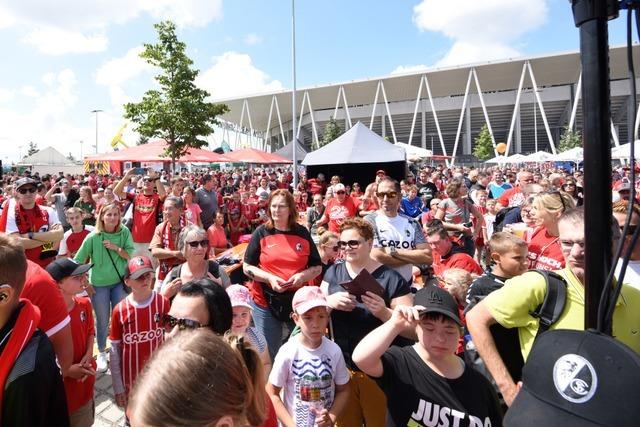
left=530, top=270, right=567, bottom=338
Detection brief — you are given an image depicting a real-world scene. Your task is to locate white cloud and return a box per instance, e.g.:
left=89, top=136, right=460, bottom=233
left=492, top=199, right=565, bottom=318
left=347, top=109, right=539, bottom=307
left=412, top=0, right=548, bottom=66
left=20, top=86, right=39, bottom=97
left=197, top=51, right=283, bottom=100
left=95, top=46, right=154, bottom=107
left=22, top=27, right=108, bottom=55
left=244, top=33, right=262, bottom=46
left=391, top=64, right=428, bottom=75
left=0, top=88, right=15, bottom=103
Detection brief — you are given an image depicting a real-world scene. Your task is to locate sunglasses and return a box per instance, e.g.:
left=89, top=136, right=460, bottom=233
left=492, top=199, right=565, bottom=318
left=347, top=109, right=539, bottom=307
left=376, top=191, right=398, bottom=199
left=162, top=314, right=207, bottom=331
left=186, top=239, right=209, bottom=248
left=17, top=187, right=37, bottom=194
left=337, top=239, right=364, bottom=249
left=335, top=191, right=346, bottom=195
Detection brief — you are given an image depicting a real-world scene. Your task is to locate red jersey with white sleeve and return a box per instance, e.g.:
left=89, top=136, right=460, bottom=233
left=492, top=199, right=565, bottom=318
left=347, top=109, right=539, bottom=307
left=21, top=260, right=70, bottom=337
left=59, top=225, right=94, bottom=257
left=64, top=296, right=96, bottom=414
left=109, top=291, right=169, bottom=393
left=497, top=187, right=525, bottom=208
left=526, top=226, right=565, bottom=271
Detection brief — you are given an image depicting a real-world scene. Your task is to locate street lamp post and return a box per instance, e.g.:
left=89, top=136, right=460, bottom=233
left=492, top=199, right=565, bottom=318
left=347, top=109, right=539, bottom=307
left=91, top=109, right=103, bottom=154
left=80, top=140, right=84, bottom=161
left=291, top=0, right=298, bottom=189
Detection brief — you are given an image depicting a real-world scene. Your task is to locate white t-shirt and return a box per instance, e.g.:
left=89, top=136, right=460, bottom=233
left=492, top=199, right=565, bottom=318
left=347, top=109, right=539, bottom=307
left=615, top=259, right=640, bottom=290
left=365, top=211, right=426, bottom=281
left=5, top=198, right=60, bottom=233
left=269, top=335, right=349, bottom=427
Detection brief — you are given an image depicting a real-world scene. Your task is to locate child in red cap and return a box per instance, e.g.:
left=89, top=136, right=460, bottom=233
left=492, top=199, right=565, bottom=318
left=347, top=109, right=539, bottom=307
left=109, top=256, right=169, bottom=410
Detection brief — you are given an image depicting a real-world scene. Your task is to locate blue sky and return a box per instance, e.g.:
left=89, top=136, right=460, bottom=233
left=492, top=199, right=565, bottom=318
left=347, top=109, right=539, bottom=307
left=0, top=0, right=631, bottom=163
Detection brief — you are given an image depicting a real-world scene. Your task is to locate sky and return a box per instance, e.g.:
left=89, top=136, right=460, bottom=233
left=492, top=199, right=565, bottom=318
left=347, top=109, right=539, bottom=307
left=0, top=0, right=631, bottom=164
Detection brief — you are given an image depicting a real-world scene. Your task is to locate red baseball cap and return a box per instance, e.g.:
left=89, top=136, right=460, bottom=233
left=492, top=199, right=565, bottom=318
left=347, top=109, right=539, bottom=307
left=126, top=256, right=154, bottom=280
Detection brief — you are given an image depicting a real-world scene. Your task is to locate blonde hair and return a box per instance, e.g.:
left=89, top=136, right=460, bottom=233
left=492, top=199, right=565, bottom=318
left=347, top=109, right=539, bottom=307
left=129, top=329, right=255, bottom=427
left=488, top=231, right=528, bottom=255
left=533, top=191, right=575, bottom=215
left=317, top=228, right=338, bottom=246
left=95, top=202, right=122, bottom=233
left=441, top=268, right=473, bottom=305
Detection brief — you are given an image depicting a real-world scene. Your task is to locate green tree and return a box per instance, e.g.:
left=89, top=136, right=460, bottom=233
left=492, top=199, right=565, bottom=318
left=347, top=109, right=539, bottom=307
left=473, top=124, right=494, bottom=161
left=124, top=21, right=229, bottom=171
left=558, top=126, right=582, bottom=152
left=26, top=141, right=38, bottom=157
left=320, top=116, right=343, bottom=148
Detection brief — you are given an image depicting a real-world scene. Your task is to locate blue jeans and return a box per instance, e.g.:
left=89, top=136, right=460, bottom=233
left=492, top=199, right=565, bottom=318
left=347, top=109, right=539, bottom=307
left=251, top=301, right=295, bottom=361
left=91, top=283, right=127, bottom=352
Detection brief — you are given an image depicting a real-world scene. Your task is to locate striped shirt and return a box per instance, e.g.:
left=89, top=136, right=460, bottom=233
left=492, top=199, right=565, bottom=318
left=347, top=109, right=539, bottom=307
left=109, top=291, right=169, bottom=392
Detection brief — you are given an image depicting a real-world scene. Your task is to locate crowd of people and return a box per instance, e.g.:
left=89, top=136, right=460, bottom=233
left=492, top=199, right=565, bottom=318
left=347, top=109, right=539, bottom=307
left=0, top=160, right=638, bottom=426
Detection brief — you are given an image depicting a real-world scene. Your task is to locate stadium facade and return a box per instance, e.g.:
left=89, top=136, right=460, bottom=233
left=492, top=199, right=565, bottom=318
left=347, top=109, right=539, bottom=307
left=215, top=45, right=640, bottom=163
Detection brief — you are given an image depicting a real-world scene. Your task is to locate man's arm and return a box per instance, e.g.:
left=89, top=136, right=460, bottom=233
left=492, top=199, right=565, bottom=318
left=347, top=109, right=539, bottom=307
left=44, top=184, right=58, bottom=204
left=371, top=243, right=432, bottom=268
left=13, top=223, right=64, bottom=249
left=48, top=323, right=73, bottom=377
left=113, top=169, right=134, bottom=199
left=155, top=174, right=167, bottom=199
left=466, top=301, right=521, bottom=406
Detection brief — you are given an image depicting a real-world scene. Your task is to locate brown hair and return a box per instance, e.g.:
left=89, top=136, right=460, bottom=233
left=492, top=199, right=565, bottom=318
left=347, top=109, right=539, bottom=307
left=95, top=202, right=122, bottom=233
left=488, top=231, right=528, bottom=255
left=0, top=234, right=27, bottom=293
left=317, top=227, right=339, bottom=245
left=445, top=179, right=465, bottom=199
left=129, top=329, right=254, bottom=427
left=340, top=217, right=374, bottom=241
left=612, top=200, right=640, bottom=218
left=224, top=334, right=267, bottom=427
left=266, top=189, right=298, bottom=230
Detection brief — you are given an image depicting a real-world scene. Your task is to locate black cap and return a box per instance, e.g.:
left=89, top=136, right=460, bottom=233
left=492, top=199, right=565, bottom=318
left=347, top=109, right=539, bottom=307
left=505, top=329, right=640, bottom=426
left=14, top=177, right=38, bottom=190
left=413, top=285, right=462, bottom=326
left=45, top=258, right=93, bottom=282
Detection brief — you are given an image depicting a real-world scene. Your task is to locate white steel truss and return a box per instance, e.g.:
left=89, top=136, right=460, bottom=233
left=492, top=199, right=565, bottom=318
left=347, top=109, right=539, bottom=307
left=408, top=75, right=447, bottom=163
left=506, top=61, right=556, bottom=155
left=368, top=81, right=398, bottom=144
left=263, top=95, right=287, bottom=152
left=333, top=86, right=352, bottom=129
left=235, top=99, right=256, bottom=149
left=296, top=91, right=320, bottom=149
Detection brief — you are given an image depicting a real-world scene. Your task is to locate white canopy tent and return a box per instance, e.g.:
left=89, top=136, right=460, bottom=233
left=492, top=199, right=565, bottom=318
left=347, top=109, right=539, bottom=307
left=556, top=147, right=584, bottom=162
left=611, top=141, right=640, bottom=160
left=523, top=151, right=555, bottom=162
left=504, top=153, right=529, bottom=163
left=485, top=155, right=509, bottom=164
left=394, top=142, right=433, bottom=161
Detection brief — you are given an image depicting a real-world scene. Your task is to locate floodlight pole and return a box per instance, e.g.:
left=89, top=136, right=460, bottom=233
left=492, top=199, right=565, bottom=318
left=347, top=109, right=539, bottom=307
left=291, top=0, right=298, bottom=189
left=91, top=109, right=103, bottom=154
left=571, top=0, right=617, bottom=331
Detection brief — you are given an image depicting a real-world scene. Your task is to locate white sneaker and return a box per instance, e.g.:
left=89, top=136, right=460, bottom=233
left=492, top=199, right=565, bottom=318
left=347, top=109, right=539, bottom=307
left=96, top=351, right=109, bottom=373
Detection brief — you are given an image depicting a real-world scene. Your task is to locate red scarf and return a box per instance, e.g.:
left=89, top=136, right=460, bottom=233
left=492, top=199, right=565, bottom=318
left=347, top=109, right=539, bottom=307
left=15, top=202, right=53, bottom=266
left=0, top=299, right=41, bottom=421
left=158, top=216, right=186, bottom=280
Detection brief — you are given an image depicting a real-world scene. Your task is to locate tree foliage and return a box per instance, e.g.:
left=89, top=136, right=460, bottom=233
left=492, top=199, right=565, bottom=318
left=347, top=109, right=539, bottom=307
left=124, top=21, right=229, bottom=170
left=473, top=124, right=494, bottom=161
left=558, top=126, right=582, bottom=152
left=320, top=117, right=343, bottom=148
left=26, top=141, right=39, bottom=157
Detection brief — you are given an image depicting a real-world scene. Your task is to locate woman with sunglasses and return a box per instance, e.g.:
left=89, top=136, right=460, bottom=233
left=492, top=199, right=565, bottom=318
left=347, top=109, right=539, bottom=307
left=561, top=178, right=583, bottom=206
left=163, top=278, right=233, bottom=337
left=243, top=189, right=322, bottom=360
left=160, top=224, right=230, bottom=299
left=74, top=202, right=135, bottom=372
left=527, top=191, right=575, bottom=271
left=320, top=218, right=413, bottom=427
left=311, top=227, right=340, bottom=286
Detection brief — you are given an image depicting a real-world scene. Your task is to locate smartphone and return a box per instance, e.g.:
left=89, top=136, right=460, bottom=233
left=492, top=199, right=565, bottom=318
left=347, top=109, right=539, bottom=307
left=133, top=167, right=145, bottom=175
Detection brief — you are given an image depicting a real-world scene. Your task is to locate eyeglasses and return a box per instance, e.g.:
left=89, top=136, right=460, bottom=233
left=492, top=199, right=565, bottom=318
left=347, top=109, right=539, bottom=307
left=376, top=191, right=398, bottom=199
left=560, top=239, right=585, bottom=250
left=186, top=239, right=209, bottom=248
left=335, top=191, right=346, bottom=195
left=17, top=187, right=37, bottom=194
left=337, top=239, right=364, bottom=249
left=162, top=314, right=207, bottom=331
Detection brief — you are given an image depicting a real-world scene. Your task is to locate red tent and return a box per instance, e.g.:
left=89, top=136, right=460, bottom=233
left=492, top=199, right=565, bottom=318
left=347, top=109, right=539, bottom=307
left=223, top=148, right=292, bottom=164
left=87, top=140, right=231, bottom=163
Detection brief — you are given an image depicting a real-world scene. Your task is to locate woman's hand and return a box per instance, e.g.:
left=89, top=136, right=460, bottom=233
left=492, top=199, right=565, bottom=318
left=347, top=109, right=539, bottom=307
left=361, top=291, right=389, bottom=320
left=459, top=223, right=472, bottom=235
left=269, top=275, right=289, bottom=293
left=327, top=291, right=357, bottom=312
left=162, top=278, right=182, bottom=298
left=102, top=239, right=120, bottom=252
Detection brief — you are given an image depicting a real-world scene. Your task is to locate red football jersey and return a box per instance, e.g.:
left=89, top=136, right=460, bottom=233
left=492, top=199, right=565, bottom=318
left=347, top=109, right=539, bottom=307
left=59, top=226, right=93, bottom=257
left=21, top=260, right=70, bottom=336
left=324, top=197, right=358, bottom=233
left=109, top=291, right=169, bottom=393
left=64, top=296, right=96, bottom=414
left=127, top=192, right=161, bottom=243
left=527, top=227, right=565, bottom=271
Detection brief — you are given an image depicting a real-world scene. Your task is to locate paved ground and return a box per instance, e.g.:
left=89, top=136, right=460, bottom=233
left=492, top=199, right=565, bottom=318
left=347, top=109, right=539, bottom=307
left=93, top=368, right=125, bottom=426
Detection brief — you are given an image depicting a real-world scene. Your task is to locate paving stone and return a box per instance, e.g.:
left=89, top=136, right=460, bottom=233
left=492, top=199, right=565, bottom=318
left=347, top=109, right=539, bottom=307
left=101, top=404, right=125, bottom=423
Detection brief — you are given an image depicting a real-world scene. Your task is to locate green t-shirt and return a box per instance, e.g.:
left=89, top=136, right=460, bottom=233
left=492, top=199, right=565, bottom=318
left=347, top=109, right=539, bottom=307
left=74, top=226, right=134, bottom=286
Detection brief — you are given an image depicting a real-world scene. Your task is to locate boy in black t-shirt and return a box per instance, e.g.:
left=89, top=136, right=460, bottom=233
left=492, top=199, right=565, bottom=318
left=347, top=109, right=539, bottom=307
left=465, top=232, right=528, bottom=383
left=352, top=286, right=502, bottom=427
